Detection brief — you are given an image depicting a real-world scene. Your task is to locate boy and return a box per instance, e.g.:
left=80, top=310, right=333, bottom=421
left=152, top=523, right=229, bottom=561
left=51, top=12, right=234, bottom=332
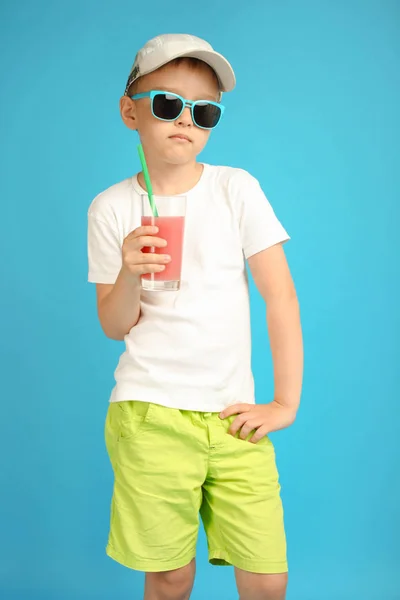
left=88, top=33, right=303, bottom=600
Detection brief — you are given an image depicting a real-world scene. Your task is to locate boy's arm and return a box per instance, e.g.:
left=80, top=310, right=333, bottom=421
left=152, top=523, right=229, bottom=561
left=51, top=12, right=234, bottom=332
left=96, top=269, right=142, bottom=341
left=248, top=243, right=303, bottom=415
left=94, top=225, right=170, bottom=341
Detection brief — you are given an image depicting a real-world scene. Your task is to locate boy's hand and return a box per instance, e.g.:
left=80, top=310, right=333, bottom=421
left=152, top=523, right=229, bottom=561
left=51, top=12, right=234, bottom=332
left=121, top=226, right=171, bottom=279
left=219, top=400, right=296, bottom=444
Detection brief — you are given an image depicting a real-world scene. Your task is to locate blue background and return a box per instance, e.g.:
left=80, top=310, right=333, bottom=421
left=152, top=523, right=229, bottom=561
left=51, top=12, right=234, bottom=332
left=1, top=1, right=399, bottom=599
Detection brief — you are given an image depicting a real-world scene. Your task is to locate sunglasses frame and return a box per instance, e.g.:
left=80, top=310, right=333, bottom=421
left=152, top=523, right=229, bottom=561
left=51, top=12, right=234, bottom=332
left=130, top=90, right=225, bottom=130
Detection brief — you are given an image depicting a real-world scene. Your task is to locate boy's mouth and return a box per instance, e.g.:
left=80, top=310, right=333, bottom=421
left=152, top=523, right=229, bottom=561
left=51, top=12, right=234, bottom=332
left=169, top=134, right=191, bottom=143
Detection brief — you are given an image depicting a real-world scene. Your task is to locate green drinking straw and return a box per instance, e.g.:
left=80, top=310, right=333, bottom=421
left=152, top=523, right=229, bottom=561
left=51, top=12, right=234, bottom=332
left=137, top=144, right=159, bottom=217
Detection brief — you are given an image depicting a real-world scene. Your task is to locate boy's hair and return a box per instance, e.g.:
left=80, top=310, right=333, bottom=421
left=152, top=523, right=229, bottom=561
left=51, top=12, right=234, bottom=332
left=126, top=57, right=221, bottom=99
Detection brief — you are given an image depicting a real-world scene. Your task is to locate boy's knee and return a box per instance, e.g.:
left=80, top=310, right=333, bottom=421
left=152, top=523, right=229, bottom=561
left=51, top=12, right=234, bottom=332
left=145, top=560, right=195, bottom=600
left=236, top=571, right=288, bottom=600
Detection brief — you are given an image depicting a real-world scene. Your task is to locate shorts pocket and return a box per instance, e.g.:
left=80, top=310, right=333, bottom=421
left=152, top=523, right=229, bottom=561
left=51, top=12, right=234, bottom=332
left=115, top=401, right=155, bottom=442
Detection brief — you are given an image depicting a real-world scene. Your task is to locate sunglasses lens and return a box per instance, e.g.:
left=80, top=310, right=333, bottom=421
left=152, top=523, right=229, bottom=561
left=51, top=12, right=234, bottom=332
left=193, top=102, right=222, bottom=129
left=152, top=93, right=183, bottom=120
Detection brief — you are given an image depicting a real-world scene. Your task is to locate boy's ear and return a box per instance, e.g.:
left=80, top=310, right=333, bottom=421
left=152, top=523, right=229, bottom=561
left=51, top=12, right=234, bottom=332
left=120, top=96, right=138, bottom=131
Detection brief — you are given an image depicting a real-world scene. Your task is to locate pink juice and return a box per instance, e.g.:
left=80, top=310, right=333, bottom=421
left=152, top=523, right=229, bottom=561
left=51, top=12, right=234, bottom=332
left=141, top=216, right=185, bottom=281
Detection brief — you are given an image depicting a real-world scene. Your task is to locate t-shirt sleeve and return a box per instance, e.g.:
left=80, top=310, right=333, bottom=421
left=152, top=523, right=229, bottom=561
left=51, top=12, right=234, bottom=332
left=87, top=213, right=122, bottom=284
left=236, top=171, right=290, bottom=260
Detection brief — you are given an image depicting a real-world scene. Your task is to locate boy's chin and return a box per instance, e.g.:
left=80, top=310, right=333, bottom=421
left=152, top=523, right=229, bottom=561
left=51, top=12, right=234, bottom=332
left=163, top=151, right=198, bottom=166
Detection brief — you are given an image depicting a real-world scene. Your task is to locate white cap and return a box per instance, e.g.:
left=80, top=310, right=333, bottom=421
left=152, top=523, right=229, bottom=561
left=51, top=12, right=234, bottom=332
left=124, top=33, right=236, bottom=95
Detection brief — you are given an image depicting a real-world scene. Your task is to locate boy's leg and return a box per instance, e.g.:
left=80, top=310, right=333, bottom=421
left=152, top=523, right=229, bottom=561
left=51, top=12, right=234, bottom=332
left=104, top=402, right=207, bottom=574
left=200, top=413, right=288, bottom=584
left=234, top=569, right=288, bottom=600
left=144, top=559, right=196, bottom=600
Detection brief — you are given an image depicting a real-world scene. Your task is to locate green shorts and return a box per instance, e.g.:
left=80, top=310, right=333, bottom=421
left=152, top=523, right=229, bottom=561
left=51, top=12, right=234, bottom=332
left=105, top=401, right=288, bottom=574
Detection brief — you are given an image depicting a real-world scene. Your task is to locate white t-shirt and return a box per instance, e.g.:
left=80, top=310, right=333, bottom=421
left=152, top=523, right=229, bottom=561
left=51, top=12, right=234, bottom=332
left=87, top=164, right=289, bottom=412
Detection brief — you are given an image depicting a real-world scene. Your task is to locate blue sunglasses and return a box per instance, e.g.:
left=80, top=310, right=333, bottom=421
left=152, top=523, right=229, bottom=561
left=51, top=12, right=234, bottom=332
left=131, top=90, right=225, bottom=130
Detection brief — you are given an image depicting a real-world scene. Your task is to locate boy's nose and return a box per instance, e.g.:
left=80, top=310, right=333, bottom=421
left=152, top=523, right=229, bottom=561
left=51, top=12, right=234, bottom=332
left=177, top=106, right=193, bottom=127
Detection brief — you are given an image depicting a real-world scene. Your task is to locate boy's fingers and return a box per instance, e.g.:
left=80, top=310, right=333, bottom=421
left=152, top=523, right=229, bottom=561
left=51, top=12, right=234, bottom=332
left=139, top=264, right=166, bottom=274
left=135, top=236, right=167, bottom=249
left=126, top=226, right=159, bottom=240
left=249, top=425, right=269, bottom=444
left=219, top=404, right=252, bottom=419
left=227, top=413, right=248, bottom=436
left=139, top=254, right=171, bottom=264
left=123, top=254, right=171, bottom=271
left=137, top=225, right=160, bottom=235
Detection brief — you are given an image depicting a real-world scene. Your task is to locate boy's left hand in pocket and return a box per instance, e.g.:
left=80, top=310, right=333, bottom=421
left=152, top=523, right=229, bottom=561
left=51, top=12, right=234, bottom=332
left=219, top=400, right=296, bottom=444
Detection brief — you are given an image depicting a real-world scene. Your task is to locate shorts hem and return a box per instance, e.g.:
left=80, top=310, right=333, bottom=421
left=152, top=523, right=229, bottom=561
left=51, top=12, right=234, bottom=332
left=209, top=549, right=288, bottom=574
left=106, top=543, right=196, bottom=573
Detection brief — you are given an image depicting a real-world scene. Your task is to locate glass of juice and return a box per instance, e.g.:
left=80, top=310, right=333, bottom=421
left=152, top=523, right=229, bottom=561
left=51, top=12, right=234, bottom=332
left=141, top=194, right=186, bottom=291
